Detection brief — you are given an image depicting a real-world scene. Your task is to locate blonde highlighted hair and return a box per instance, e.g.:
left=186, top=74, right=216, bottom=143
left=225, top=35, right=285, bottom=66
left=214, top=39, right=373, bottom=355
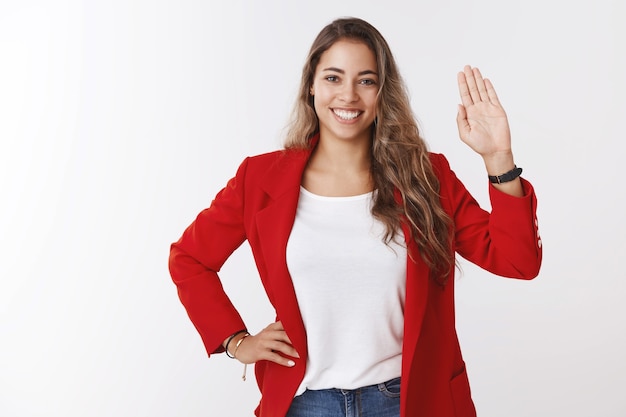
left=284, top=17, right=454, bottom=282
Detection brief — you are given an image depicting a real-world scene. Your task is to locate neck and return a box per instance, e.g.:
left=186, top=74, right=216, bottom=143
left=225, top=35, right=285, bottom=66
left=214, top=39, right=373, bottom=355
left=309, top=135, right=371, bottom=173
left=302, top=134, right=373, bottom=197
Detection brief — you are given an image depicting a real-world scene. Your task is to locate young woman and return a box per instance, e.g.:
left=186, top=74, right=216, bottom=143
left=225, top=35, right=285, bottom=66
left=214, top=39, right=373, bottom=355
left=169, top=17, right=542, bottom=417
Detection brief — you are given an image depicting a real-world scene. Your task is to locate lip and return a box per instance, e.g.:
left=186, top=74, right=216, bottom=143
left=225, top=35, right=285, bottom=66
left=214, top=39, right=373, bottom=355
left=331, top=108, right=363, bottom=123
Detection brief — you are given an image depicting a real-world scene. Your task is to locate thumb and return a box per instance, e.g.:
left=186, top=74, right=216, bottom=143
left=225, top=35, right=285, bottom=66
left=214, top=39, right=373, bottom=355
left=456, top=104, right=470, bottom=141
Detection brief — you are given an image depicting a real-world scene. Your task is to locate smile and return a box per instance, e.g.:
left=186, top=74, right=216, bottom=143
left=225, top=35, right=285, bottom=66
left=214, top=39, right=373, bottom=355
left=332, top=109, right=362, bottom=120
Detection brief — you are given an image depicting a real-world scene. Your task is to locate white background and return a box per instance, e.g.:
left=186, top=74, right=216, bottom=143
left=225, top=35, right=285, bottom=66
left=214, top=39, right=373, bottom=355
left=1, top=0, right=625, bottom=416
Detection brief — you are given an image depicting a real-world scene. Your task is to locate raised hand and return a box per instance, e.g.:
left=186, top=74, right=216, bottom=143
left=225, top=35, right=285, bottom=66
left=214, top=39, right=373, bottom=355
left=456, top=65, right=511, bottom=158
left=456, top=65, right=523, bottom=196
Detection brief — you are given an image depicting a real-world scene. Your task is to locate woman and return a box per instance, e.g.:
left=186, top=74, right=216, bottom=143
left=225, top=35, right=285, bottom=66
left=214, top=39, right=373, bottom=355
left=169, top=17, right=542, bottom=417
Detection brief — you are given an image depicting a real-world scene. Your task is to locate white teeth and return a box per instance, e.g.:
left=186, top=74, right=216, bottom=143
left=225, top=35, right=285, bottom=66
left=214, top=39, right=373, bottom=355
left=333, top=109, right=360, bottom=120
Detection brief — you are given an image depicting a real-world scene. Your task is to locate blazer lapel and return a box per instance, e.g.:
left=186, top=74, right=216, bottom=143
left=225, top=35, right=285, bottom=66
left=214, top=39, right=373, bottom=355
left=254, top=145, right=314, bottom=356
left=401, top=228, right=430, bottom=374
left=393, top=191, right=430, bottom=377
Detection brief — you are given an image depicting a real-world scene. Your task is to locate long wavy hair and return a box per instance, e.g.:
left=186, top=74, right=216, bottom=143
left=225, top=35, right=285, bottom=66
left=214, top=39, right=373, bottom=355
left=284, top=17, right=454, bottom=283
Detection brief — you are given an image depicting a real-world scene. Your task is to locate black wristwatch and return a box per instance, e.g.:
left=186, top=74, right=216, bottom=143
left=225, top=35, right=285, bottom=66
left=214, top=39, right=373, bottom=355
left=488, top=166, right=523, bottom=184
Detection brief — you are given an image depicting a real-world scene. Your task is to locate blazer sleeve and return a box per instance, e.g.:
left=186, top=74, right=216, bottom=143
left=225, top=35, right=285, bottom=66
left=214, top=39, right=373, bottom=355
left=168, top=157, right=250, bottom=356
left=433, top=153, right=542, bottom=279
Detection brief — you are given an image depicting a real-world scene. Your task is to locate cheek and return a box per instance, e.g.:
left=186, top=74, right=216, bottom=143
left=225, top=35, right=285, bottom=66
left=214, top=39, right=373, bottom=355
left=312, top=88, right=331, bottom=109
left=368, top=95, right=380, bottom=113
left=313, top=85, right=329, bottom=99
left=364, top=90, right=379, bottom=104
left=311, top=95, right=326, bottom=118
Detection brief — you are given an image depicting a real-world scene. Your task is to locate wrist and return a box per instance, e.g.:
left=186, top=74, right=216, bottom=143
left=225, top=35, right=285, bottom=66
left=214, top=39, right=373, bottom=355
left=488, top=166, right=522, bottom=184
left=232, top=333, right=250, bottom=359
left=224, top=329, right=248, bottom=358
left=482, top=150, right=515, bottom=176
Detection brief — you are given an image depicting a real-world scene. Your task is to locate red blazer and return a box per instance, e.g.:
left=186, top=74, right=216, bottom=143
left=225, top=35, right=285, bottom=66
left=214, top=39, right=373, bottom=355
left=169, top=143, right=542, bottom=417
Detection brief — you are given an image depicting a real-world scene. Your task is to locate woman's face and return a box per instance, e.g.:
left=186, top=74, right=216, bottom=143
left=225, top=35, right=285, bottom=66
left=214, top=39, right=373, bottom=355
left=310, top=39, right=379, bottom=146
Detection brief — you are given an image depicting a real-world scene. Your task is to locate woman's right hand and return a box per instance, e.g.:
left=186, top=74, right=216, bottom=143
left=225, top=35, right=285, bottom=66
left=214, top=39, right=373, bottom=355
left=225, top=321, right=300, bottom=367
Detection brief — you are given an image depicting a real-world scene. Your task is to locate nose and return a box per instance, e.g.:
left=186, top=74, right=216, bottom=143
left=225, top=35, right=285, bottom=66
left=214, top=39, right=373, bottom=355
left=339, top=83, right=358, bottom=103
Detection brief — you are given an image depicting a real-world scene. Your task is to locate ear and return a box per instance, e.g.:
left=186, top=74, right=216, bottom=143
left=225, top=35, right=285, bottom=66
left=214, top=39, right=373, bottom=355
left=309, top=85, right=314, bottom=96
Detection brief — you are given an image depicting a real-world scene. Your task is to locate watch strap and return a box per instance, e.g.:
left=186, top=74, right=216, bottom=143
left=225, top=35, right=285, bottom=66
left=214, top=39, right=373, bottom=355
left=488, top=166, right=523, bottom=184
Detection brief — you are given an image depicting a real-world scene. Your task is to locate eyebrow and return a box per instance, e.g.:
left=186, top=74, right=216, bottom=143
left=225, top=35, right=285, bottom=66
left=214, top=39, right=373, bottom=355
left=322, top=67, right=378, bottom=76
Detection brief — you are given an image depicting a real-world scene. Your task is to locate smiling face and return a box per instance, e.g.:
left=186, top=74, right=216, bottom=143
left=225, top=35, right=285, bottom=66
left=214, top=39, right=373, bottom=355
left=310, top=39, right=379, bottom=146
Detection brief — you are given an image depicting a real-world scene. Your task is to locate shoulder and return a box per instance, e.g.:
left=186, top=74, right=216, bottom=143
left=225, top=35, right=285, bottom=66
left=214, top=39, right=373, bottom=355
left=428, top=152, right=453, bottom=180
left=244, top=148, right=308, bottom=170
left=232, top=147, right=311, bottom=188
left=427, top=152, right=463, bottom=204
left=428, top=152, right=450, bottom=167
left=244, top=149, right=285, bottom=170
left=248, top=149, right=286, bottom=162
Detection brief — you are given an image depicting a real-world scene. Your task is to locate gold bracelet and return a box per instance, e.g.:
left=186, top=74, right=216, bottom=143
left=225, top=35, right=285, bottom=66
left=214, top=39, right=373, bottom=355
left=233, top=333, right=250, bottom=381
left=232, top=333, right=249, bottom=358
left=224, top=330, right=247, bottom=358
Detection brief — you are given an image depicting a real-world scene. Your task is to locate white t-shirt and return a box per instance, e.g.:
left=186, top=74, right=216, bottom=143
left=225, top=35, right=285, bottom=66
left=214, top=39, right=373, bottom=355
left=286, top=187, right=407, bottom=395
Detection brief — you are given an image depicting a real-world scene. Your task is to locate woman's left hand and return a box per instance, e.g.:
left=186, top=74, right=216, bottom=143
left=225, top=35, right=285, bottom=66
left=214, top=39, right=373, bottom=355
left=456, top=65, right=523, bottom=197
left=456, top=65, right=511, bottom=159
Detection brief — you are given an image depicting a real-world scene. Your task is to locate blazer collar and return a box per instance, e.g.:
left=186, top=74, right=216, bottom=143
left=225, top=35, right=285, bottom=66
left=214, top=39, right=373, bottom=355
left=259, top=134, right=319, bottom=199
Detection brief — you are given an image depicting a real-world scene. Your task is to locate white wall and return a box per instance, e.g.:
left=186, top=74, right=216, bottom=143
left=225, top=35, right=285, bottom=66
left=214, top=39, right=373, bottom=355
left=1, top=0, right=624, bottom=416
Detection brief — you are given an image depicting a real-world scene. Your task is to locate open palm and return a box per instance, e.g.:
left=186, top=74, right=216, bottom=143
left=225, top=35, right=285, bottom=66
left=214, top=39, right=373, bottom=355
left=456, top=66, right=511, bottom=157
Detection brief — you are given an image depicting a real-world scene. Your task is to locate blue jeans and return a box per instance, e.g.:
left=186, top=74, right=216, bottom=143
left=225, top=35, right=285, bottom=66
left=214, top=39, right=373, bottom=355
left=285, top=377, right=401, bottom=417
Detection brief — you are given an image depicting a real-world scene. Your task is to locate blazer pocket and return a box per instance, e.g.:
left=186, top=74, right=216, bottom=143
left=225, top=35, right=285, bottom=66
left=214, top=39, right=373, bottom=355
left=450, top=366, right=477, bottom=417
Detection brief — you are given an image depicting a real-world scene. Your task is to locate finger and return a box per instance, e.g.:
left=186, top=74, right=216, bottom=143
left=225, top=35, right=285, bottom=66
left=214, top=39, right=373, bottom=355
left=266, top=321, right=295, bottom=345
left=463, top=65, right=481, bottom=104
left=267, top=339, right=300, bottom=359
left=238, top=336, right=297, bottom=367
left=264, top=350, right=297, bottom=367
left=268, top=321, right=285, bottom=330
left=472, top=67, right=489, bottom=102
left=236, top=333, right=300, bottom=365
left=263, top=321, right=299, bottom=357
left=484, top=79, right=501, bottom=106
left=457, top=71, right=473, bottom=107
left=456, top=104, right=470, bottom=142
left=269, top=334, right=299, bottom=358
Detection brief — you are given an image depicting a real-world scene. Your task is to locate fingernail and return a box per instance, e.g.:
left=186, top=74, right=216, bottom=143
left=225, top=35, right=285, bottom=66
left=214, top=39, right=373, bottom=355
left=287, top=360, right=295, bottom=367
